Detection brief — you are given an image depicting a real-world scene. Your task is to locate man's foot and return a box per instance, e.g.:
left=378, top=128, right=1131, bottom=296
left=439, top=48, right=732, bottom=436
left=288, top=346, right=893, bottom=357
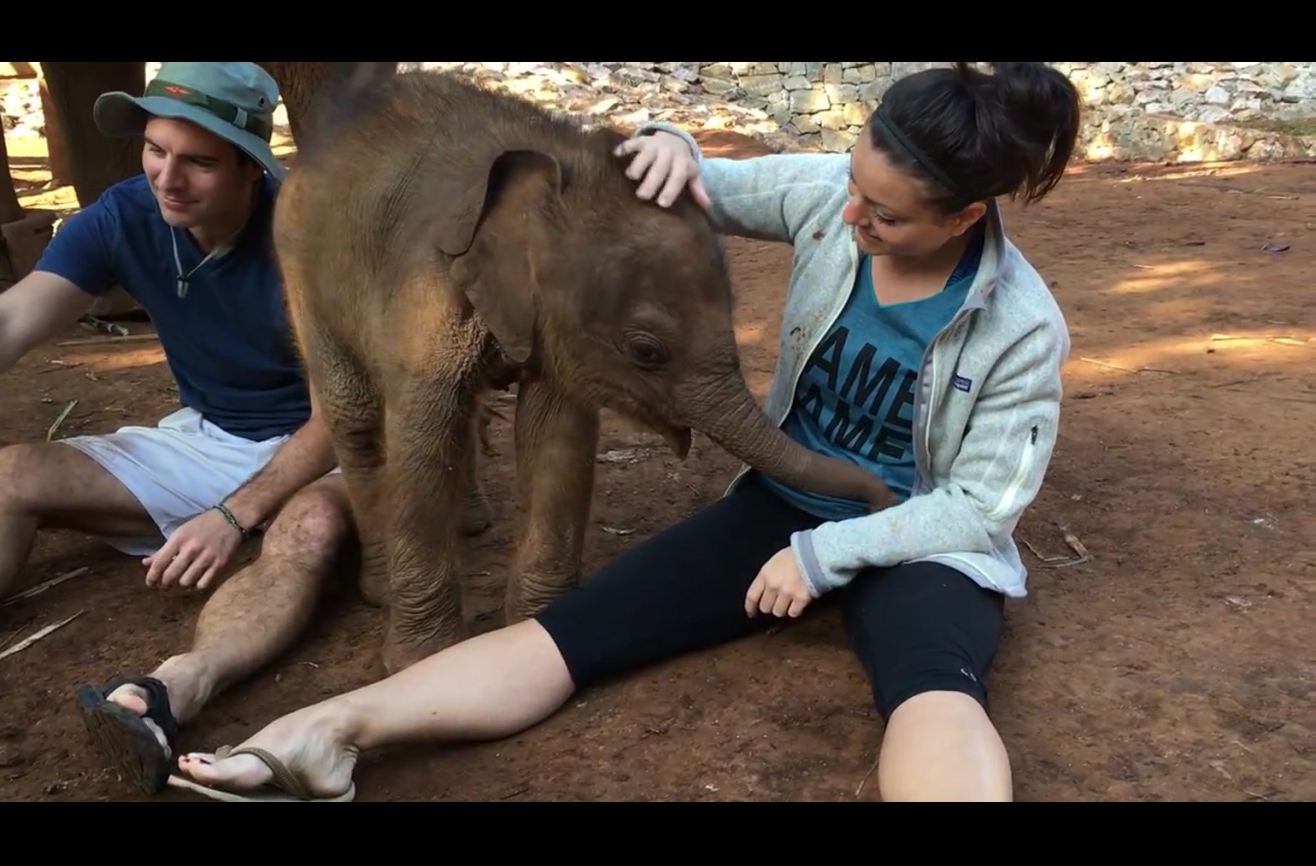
left=173, top=705, right=358, bottom=802
left=75, top=676, right=179, bottom=795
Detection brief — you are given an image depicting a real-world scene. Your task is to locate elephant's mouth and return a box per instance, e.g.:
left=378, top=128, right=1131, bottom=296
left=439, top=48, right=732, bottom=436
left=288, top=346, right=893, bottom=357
left=607, top=392, right=692, bottom=460
left=660, top=424, right=692, bottom=460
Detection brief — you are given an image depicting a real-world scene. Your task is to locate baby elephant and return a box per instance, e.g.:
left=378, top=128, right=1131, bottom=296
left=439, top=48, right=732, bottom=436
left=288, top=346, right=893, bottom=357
left=274, top=70, right=892, bottom=674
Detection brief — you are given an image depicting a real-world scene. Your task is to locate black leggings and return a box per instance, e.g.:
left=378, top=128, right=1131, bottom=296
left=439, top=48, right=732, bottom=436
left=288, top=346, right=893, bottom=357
left=536, top=473, right=1006, bottom=721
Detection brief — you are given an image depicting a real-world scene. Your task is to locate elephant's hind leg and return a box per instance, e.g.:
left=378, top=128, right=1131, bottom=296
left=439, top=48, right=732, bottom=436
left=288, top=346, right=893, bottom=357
left=461, top=402, right=495, bottom=537
left=505, top=377, right=601, bottom=623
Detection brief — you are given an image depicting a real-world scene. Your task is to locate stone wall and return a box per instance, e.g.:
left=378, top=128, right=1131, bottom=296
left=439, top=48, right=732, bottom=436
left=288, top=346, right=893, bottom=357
left=417, top=62, right=1316, bottom=163
left=7, top=62, right=1316, bottom=163
left=687, top=62, right=1316, bottom=162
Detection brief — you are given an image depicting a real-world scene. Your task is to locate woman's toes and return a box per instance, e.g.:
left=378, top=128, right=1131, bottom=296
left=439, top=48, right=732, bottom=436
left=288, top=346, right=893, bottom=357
left=177, top=751, right=274, bottom=791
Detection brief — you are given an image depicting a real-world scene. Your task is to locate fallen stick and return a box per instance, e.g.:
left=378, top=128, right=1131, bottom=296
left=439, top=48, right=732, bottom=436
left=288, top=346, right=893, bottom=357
left=0, top=611, right=83, bottom=662
left=1022, top=539, right=1059, bottom=563
left=1022, top=537, right=1089, bottom=569
left=38, top=360, right=85, bottom=374
left=78, top=315, right=131, bottom=337
left=1079, top=357, right=1177, bottom=375
left=55, top=333, right=160, bottom=348
left=46, top=399, right=78, bottom=441
left=1, top=567, right=90, bottom=608
left=855, top=753, right=881, bottom=798
left=1059, top=526, right=1092, bottom=565
left=1210, top=333, right=1310, bottom=348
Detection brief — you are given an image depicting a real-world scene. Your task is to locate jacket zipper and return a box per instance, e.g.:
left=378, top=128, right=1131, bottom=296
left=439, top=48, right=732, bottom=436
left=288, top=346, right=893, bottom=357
left=912, top=307, right=972, bottom=492
left=981, top=423, right=1040, bottom=524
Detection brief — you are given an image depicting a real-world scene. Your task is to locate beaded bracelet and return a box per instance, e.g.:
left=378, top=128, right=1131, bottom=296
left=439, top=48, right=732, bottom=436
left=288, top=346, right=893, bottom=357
left=213, top=503, right=250, bottom=540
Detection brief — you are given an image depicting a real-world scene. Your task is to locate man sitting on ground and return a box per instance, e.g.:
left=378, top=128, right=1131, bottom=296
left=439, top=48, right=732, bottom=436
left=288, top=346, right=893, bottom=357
left=0, top=61, right=392, bottom=796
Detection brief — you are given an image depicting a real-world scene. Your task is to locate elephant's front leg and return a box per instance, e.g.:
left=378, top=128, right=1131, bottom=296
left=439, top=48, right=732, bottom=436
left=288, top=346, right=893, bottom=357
left=380, top=379, right=476, bottom=675
left=290, top=312, right=391, bottom=608
left=319, top=379, right=390, bottom=609
left=504, top=377, right=601, bottom=623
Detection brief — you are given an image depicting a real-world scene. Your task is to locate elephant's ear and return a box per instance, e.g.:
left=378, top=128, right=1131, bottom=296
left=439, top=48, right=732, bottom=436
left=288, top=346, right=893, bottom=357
left=439, top=149, right=563, bottom=366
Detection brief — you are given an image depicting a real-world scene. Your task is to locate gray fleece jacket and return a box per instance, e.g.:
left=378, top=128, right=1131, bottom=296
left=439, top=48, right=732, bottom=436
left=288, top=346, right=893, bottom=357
left=637, top=122, right=1072, bottom=600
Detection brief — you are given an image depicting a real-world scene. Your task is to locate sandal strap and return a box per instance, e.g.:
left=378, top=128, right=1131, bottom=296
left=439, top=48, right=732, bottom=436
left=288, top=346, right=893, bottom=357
left=215, top=745, right=314, bottom=801
left=102, top=676, right=179, bottom=746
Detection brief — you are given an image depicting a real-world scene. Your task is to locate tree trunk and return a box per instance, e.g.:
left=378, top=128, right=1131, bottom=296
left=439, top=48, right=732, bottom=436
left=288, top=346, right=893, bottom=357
left=0, top=128, right=22, bottom=226
left=36, top=65, right=72, bottom=186
left=256, top=62, right=398, bottom=146
left=1, top=129, right=22, bottom=285
left=39, top=62, right=145, bottom=315
left=40, top=62, right=146, bottom=208
left=1, top=131, right=60, bottom=288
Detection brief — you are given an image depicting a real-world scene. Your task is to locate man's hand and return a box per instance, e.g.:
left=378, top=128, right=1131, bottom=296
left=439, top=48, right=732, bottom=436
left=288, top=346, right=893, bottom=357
left=746, top=547, right=815, bottom=620
left=140, top=405, right=335, bottom=593
left=144, top=508, right=245, bottom=591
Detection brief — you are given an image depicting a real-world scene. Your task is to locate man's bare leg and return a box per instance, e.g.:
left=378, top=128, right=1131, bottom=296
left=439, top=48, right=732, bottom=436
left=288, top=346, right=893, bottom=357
left=176, top=618, right=575, bottom=799
left=79, top=475, right=353, bottom=794
left=0, top=442, right=161, bottom=600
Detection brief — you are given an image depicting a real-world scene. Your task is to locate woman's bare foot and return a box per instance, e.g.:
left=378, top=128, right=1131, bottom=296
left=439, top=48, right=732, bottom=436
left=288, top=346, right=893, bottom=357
left=176, top=703, right=359, bottom=799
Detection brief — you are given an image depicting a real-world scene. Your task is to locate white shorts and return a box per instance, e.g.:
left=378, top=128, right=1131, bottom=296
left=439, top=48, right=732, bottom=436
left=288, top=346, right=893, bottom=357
left=60, top=406, right=339, bottom=557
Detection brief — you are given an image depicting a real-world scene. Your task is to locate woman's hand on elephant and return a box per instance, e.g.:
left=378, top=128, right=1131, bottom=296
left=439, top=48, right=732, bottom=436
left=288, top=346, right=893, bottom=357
left=614, top=132, right=712, bottom=211
left=746, top=547, right=816, bottom=620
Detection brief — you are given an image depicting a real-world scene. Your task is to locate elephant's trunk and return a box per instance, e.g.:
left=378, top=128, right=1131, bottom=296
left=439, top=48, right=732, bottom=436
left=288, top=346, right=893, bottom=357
left=680, top=369, right=895, bottom=511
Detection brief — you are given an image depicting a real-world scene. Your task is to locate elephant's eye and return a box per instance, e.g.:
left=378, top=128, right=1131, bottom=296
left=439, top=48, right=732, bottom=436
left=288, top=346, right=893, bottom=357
left=626, top=336, right=670, bottom=370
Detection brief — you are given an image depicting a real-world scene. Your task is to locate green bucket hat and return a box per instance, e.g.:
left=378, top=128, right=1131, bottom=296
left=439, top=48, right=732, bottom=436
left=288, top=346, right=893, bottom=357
left=94, top=61, right=286, bottom=180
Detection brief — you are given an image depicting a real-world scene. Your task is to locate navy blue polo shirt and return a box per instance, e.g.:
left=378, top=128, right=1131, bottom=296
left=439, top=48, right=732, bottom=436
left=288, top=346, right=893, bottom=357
left=35, top=173, right=310, bottom=442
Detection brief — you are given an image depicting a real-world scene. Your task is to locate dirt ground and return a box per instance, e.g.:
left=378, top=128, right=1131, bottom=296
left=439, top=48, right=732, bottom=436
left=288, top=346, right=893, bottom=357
left=0, top=127, right=1312, bottom=803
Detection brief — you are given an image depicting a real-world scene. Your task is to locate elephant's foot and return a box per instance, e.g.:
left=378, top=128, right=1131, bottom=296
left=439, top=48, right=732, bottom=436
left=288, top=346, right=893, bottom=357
left=504, top=573, right=579, bottom=625
left=381, top=577, right=467, bottom=675
left=381, top=616, right=467, bottom=676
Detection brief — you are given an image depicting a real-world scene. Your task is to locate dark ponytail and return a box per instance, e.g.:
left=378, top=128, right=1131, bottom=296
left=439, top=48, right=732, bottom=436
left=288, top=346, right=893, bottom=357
left=866, top=62, right=1081, bottom=213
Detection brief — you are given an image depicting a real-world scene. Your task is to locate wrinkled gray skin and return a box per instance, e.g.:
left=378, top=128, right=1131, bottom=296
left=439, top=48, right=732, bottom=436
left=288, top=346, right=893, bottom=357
left=274, top=70, right=895, bottom=675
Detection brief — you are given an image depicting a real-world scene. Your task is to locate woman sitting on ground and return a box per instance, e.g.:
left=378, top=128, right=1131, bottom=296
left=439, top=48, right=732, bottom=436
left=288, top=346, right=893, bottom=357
left=170, top=61, right=1081, bottom=803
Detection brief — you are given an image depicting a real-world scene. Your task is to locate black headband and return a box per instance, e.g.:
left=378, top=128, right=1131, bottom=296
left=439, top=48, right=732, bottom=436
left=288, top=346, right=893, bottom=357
left=874, top=106, right=961, bottom=197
